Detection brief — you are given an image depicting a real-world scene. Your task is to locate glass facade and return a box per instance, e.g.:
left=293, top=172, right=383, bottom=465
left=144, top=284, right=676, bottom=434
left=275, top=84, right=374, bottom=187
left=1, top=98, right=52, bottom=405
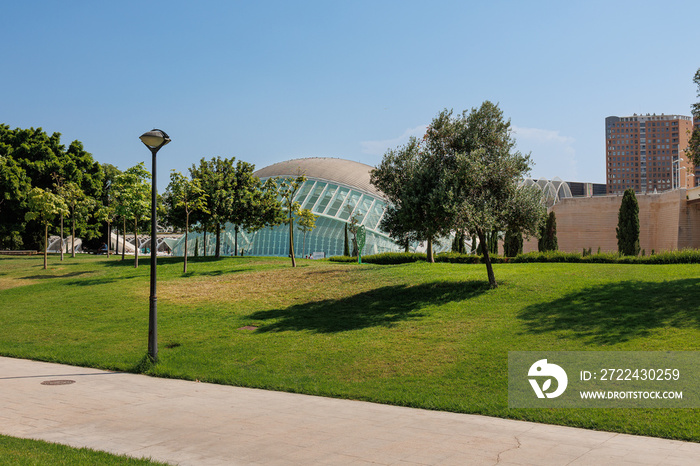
left=171, top=177, right=400, bottom=258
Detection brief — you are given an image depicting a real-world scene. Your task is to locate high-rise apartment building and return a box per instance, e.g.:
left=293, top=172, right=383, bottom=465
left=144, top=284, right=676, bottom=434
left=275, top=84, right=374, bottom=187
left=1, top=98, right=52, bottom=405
left=694, top=117, right=700, bottom=184
left=605, top=113, right=694, bottom=195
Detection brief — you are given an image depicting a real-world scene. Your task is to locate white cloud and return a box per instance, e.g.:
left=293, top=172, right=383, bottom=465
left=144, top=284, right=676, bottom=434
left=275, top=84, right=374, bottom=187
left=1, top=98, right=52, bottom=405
left=511, top=126, right=579, bottom=181
left=511, top=126, right=575, bottom=145
left=360, top=125, right=427, bottom=156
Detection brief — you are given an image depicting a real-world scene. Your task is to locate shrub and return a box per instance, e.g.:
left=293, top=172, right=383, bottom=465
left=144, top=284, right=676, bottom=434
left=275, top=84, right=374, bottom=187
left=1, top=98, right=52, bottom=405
left=332, top=248, right=700, bottom=265
left=362, top=252, right=426, bottom=264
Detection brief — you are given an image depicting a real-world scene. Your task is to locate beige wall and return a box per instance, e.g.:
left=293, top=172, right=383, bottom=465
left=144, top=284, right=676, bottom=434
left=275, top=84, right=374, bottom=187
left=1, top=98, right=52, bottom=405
left=523, top=189, right=700, bottom=254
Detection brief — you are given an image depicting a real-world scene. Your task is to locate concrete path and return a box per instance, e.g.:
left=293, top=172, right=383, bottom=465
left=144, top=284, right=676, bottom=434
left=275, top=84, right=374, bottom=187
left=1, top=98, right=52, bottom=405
left=1, top=357, right=698, bottom=465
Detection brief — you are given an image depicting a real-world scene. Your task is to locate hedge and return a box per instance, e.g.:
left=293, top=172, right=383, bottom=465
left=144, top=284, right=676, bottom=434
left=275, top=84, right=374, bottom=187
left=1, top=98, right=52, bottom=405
left=328, top=249, right=700, bottom=265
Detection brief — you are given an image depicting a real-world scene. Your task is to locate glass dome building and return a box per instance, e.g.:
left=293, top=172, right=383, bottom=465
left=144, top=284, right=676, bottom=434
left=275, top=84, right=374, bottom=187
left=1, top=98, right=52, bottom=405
left=172, top=158, right=400, bottom=258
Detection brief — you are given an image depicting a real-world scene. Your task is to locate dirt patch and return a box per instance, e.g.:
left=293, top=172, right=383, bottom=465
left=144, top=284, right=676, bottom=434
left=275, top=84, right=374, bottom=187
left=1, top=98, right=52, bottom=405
left=160, top=266, right=362, bottom=306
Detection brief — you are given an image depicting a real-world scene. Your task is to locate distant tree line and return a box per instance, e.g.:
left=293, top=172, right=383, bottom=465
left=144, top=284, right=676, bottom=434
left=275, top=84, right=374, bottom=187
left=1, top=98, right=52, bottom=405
left=0, top=125, right=316, bottom=269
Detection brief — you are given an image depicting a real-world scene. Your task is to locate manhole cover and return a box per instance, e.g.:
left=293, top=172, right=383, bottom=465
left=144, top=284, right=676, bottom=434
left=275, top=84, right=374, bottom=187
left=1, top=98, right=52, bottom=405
left=41, top=380, right=76, bottom=386
left=238, top=326, right=258, bottom=331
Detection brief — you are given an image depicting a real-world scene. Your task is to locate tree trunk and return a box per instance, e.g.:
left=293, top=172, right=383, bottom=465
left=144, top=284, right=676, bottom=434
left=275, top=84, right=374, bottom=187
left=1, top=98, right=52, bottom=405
left=60, top=214, right=64, bottom=261
left=234, top=225, right=239, bottom=256
left=44, top=223, right=48, bottom=270
left=343, top=224, right=350, bottom=256
left=289, top=216, right=296, bottom=267
left=121, top=218, right=126, bottom=260
left=215, top=224, right=221, bottom=258
left=71, top=211, right=76, bottom=258
left=107, top=222, right=111, bottom=258
left=426, top=237, right=434, bottom=263
left=184, top=212, right=189, bottom=274
left=116, top=225, right=119, bottom=255
left=477, top=229, right=497, bottom=288
left=134, top=218, right=139, bottom=268
left=203, top=228, right=207, bottom=257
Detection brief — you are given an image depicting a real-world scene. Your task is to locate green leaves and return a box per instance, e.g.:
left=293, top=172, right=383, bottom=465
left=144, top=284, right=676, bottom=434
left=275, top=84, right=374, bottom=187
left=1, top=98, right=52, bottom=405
left=24, top=187, right=68, bottom=224
left=617, top=188, right=640, bottom=256
left=371, top=101, right=543, bottom=284
left=113, top=162, right=151, bottom=223
left=0, top=125, right=105, bottom=249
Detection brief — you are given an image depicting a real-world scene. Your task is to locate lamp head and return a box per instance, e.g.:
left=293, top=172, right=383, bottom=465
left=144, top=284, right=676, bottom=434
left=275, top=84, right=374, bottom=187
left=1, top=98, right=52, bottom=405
left=139, top=129, right=171, bottom=149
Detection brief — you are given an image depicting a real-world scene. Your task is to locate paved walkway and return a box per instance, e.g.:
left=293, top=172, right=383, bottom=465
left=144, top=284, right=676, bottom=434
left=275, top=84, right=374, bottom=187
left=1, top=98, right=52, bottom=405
left=1, top=357, right=698, bottom=465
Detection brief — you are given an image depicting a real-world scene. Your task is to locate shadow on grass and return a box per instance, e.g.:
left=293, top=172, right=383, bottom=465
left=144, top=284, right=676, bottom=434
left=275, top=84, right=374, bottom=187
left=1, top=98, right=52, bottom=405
left=21, top=271, right=93, bottom=280
left=518, top=279, right=700, bottom=345
left=247, top=280, right=489, bottom=333
left=63, top=275, right=140, bottom=286
left=182, top=267, right=254, bottom=278
left=101, top=256, right=207, bottom=267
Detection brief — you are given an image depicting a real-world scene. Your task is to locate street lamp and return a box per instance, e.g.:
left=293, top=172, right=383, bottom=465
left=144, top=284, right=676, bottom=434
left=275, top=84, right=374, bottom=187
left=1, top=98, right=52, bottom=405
left=139, top=129, right=171, bottom=362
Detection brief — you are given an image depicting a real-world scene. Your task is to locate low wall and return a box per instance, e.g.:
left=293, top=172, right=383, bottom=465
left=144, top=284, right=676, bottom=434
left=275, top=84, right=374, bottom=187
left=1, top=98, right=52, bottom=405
left=523, top=189, right=700, bottom=254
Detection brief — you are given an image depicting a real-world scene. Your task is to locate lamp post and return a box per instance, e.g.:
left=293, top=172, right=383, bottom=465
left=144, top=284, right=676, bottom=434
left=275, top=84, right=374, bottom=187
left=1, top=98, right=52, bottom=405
left=139, top=129, right=171, bottom=362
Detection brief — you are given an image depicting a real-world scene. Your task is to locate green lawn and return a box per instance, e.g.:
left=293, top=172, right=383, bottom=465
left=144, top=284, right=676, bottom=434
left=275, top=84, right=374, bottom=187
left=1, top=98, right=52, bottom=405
left=0, top=434, right=168, bottom=465
left=1, top=254, right=699, bottom=443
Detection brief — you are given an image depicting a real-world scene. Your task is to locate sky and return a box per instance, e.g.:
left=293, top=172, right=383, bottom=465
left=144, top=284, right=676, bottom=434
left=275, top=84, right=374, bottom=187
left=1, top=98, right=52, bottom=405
left=2, top=1, right=699, bottom=190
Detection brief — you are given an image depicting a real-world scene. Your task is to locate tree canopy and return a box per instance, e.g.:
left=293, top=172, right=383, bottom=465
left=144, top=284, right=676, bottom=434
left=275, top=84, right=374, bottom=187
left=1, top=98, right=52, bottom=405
left=688, top=68, right=700, bottom=168
left=372, top=102, right=543, bottom=287
left=24, top=187, right=68, bottom=268
left=0, top=125, right=104, bottom=249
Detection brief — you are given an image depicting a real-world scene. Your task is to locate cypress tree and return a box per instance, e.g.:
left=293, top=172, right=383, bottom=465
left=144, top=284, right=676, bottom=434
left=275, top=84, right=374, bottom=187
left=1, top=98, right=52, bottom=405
left=544, top=211, right=558, bottom=251
left=452, top=229, right=467, bottom=253
left=343, top=223, right=350, bottom=256
left=503, top=228, right=523, bottom=257
left=539, top=211, right=558, bottom=252
left=616, top=188, right=640, bottom=256
left=537, top=221, right=546, bottom=252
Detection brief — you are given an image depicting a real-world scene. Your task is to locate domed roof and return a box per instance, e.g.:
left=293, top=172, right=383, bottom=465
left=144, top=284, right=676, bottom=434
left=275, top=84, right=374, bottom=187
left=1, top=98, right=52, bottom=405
left=254, top=157, right=385, bottom=199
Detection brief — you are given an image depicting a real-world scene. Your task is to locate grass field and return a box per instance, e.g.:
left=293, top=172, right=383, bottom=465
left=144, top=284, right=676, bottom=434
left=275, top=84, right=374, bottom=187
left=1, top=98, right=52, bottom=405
left=1, top=254, right=699, bottom=443
left=0, top=434, right=167, bottom=465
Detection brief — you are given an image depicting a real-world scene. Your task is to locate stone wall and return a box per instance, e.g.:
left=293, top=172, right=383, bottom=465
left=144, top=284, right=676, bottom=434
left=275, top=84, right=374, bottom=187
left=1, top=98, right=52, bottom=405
left=523, top=189, right=700, bottom=254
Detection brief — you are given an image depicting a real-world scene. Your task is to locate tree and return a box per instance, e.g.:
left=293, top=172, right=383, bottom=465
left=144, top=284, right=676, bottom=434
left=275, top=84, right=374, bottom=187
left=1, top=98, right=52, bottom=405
left=95, top=204, right=116, bottom=257
left=539, top=211, right=558, bottom=252
left=0, top=155, right=31, bottom=249
left=426, top=103, right=543, bottom=287
left=370, top=137, right=451, bottom=263
left=241, top=177, right=285, bottom=254
left=346, top=207, right=361, bottom=257
left=166, top=171, right=208, bottom=273
left=190, top=157, right=235, bottom=259
left=58, top=181, right=86, bottom=257
left=113, top=163, right=151, bottom=267
left=228, top=160, right=260, bottom=256
left=687, top=68, right=700, bottom=168
left=452, top=229, right=468, bottom=254
left=99, top=163, right=122, bottom=254
left=278, top=175, right=306, bottom=267
left=617, top=188, right=640, bottom=256
left=24, top=187, right=68, bottom=269
left=0, top=126, right=103, bottom=250
left=343, top=223, right=350, bottom=256
left=503, top=227, right=523, bottom=257
left=296, top=208, right=317, bottom=257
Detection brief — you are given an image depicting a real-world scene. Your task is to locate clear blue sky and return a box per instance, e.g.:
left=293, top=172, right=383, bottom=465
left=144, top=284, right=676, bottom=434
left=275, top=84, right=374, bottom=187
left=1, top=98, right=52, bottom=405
left=2, top=1, right=698, bottom=190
